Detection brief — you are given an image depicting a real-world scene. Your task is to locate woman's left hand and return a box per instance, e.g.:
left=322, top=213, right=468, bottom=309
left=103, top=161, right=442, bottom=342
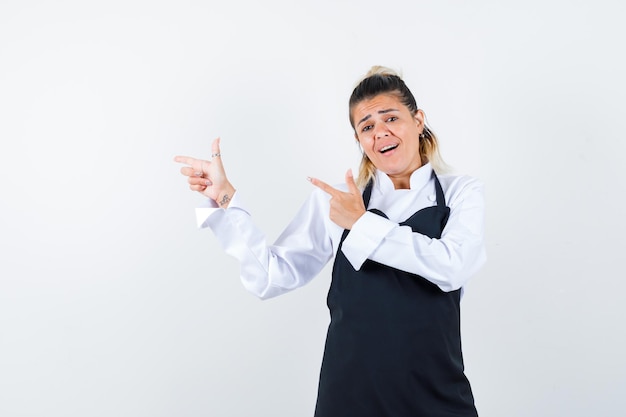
left=309, top=169, right=366, bottom=230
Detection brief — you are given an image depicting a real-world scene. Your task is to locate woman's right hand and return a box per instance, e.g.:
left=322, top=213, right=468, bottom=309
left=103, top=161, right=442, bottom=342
left=174, top=137, right=236, bottom=207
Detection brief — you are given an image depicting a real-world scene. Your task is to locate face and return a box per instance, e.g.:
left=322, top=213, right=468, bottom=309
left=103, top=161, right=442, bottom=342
left=352, top=94, right=425, bottom=188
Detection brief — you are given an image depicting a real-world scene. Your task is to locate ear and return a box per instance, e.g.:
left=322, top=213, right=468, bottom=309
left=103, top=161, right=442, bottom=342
left=413, top=109, right=425, bottom=129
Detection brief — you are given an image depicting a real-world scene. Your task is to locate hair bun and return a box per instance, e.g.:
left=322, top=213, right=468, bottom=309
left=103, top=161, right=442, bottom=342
left=364, top=65, right=402, bottom=79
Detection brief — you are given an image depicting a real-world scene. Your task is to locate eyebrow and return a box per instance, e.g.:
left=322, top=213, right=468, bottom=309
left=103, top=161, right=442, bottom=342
left=357, top=108, right=400, bottom=127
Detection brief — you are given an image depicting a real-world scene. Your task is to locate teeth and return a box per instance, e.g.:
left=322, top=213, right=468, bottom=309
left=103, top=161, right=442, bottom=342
left=380, top=144, right=398, bottom=153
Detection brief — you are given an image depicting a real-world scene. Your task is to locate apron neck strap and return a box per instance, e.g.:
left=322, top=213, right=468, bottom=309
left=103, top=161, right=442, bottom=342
left=433, top=171, right=446, bottom=208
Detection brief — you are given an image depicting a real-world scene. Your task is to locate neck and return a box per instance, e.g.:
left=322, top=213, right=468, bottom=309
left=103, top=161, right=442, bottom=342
left=388, top=159, right=424, bottom=189
left=390, top=175, right=411, bottom=190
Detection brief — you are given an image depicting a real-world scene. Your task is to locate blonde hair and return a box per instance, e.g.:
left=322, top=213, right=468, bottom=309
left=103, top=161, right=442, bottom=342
left=349, top=66, right=447, bottom=188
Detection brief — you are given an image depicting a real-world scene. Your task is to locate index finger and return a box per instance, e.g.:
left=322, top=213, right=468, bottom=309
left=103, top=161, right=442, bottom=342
left=308, top=177, right=341, bottom=197
left=173, top=155, right=198, bottom=166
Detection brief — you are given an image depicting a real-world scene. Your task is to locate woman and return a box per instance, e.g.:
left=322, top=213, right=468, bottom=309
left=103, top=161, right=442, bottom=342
left=175, top=66, right=486, bottom=417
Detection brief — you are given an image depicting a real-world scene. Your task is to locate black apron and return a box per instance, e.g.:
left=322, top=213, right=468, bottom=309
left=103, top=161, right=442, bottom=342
left=314, top=172, right=477, bottom=417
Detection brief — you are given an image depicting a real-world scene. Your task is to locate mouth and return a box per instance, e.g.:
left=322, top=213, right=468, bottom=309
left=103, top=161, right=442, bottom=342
left=379, top=144, right=399, bottom=154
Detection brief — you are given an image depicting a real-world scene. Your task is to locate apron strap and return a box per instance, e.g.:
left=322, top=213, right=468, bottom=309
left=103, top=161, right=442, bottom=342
left=362, top=179, right=374, bottom=209
left=433, top=171, right=447, bottom=208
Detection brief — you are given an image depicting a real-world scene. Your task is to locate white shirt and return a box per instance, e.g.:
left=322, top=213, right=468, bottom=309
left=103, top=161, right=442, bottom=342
left=196, top=163, right=486, bottom=300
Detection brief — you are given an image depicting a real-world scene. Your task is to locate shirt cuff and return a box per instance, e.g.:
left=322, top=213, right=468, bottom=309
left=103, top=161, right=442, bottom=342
left=195, top=191, right=245, bottom=228
left=341, top=210, right=396, bottom=270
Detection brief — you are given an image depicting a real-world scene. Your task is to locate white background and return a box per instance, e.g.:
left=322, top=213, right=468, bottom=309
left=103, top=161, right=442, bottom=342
left=1, top=1, right=625, bottom=416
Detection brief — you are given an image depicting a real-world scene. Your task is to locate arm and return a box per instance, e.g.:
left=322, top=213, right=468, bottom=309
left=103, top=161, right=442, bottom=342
left=175, top=139, right=336, bottom=299
left=341, top=176, right=486, bottom=292
left=199, top=189, right=336, bottom=299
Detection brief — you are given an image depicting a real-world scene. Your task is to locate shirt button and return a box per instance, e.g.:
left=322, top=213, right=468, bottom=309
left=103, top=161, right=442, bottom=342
left=428, top=194, right=436, bottom=202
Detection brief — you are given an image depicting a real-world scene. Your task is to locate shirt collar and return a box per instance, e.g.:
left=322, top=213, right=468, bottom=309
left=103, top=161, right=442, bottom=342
left=373, top=162, right=433, bottom=194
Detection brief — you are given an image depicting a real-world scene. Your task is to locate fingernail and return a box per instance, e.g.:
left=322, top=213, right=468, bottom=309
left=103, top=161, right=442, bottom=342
left=194, top=171, right=202, bottom=176
left=205, top=180, right=212, bottom=186
left=306, top=177, right=312, bottom=182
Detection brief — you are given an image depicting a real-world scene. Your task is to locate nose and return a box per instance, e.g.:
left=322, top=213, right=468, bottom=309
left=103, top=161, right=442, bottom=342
left=374, top=125, right=390, bottom=139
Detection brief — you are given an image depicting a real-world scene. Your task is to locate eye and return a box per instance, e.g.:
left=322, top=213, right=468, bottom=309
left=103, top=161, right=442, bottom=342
left=362, top=124, right=373, bottom=132
left=386, top=116, right=398, bottom=122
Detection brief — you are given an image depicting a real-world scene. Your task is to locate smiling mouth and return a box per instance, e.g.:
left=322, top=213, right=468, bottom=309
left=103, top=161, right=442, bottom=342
left=380, top=144, right=398, bottom=153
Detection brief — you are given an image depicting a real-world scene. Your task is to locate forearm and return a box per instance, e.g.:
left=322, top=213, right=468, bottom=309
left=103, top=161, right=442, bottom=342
left=341, top=180, right=486, bottom=291
left=199, top=191, right=334, bottom=299
left=369, top=224, right=485, bottom=291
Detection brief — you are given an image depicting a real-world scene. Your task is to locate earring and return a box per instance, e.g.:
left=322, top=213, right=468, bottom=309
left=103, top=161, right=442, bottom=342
left=419, top=132, right=425, bottom=139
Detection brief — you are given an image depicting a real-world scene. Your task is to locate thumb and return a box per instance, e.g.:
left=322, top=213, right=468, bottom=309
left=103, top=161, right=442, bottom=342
left=345, top=168, right=359, bottom=194
left=211, top=137, right=223, bottom=163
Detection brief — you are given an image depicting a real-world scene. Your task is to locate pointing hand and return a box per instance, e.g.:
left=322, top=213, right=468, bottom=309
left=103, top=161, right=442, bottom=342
left=308, top=169, right=365, bottom=230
